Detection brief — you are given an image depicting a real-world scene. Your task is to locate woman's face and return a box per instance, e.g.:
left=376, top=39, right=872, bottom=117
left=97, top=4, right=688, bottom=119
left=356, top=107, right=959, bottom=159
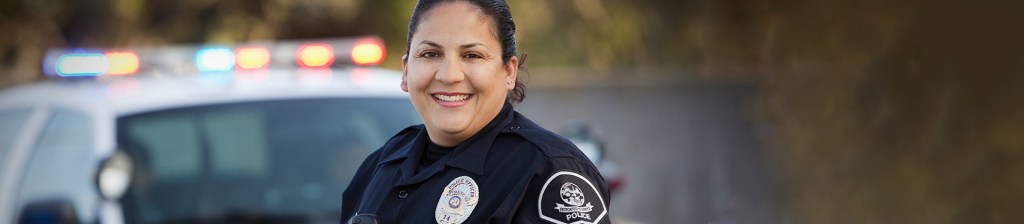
left=402, top=2, right=518, bottom=147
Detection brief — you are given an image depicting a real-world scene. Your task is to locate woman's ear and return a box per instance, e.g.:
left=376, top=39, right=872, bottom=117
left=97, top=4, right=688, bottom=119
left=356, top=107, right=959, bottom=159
left=401, top=54, right=409, bottom=92
left=505, top=56, right=519, bottom=91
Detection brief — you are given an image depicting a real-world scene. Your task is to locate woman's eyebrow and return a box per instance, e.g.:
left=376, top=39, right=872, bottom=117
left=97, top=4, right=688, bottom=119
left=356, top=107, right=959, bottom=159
left=417, top=40, right=490, bottom=51
left=460, top=42, right=488, bottom=50
left=418, top=40, right=442, bottom=48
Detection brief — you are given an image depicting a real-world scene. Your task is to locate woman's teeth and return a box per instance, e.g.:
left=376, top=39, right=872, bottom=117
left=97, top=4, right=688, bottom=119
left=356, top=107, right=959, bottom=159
left=434, top=94, right=470, bottom=102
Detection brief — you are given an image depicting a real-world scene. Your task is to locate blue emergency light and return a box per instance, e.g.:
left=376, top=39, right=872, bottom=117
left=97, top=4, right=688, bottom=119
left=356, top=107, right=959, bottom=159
left=55, top=53, right=109, bottom=77
left=195, top=48, right=235, bottom=72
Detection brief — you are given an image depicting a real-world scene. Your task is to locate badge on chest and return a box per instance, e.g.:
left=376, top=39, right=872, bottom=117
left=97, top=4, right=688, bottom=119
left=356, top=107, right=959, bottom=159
left=435, top=176, right=480, bottom=224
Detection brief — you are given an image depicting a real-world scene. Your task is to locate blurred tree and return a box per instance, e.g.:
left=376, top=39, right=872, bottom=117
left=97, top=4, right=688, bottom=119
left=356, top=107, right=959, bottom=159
left=752, top=0, right=1024, bottom=223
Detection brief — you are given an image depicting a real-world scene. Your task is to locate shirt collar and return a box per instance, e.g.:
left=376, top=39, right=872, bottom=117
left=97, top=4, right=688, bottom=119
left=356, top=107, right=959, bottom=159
left=380, top=102, right=516, bottom=177
left=379, top=126, right=424, bottom=165
left=442, top=102, right=515, bottom=175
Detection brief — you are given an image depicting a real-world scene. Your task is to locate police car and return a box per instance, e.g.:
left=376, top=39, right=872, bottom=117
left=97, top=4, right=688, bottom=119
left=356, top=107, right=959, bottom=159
left=0, top=36, right=422, bottom=224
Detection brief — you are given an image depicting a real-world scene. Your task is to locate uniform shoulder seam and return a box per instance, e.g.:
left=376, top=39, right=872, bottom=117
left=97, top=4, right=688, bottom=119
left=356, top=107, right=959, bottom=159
left=378, top=124, right=423, bottom=156
left=508, top=115, right=579, bottom=159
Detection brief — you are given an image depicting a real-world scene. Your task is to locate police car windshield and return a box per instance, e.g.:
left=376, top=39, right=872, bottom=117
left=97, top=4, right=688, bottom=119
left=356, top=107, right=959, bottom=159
left=116, top=98, right=418, bottom=223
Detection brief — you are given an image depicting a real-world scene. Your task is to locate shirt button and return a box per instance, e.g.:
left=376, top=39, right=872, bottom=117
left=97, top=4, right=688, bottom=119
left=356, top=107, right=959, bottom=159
left=397, top=190, right=409, bottom=198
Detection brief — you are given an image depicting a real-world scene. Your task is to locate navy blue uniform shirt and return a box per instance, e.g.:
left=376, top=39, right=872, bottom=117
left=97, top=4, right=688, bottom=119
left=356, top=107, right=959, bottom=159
left=341, top=103, right=611, bottom=224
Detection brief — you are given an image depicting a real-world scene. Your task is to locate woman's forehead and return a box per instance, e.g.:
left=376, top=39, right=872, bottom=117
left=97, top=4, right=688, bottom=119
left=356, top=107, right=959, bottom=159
left=414, top=2, right=498, bottom=46
left=420, top=1, right=487, bottom=22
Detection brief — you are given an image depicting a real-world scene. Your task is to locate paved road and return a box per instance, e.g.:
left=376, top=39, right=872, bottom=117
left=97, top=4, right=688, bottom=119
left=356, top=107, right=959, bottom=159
left=517, top=84, right=782, bottom=223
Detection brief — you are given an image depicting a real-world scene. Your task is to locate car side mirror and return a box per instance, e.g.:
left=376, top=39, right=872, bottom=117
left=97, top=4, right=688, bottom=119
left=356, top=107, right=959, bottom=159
left=18, top=199, right=79, bottom=224
left=96, top=150, right=133, bottom=200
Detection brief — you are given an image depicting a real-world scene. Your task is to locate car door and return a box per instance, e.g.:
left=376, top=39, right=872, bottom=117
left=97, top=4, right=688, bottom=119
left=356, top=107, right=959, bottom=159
left=14, top=108, right=101, bottom=224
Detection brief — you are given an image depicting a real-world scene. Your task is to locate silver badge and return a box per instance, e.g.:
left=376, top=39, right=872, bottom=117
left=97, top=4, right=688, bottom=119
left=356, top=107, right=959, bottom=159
left=435, top=176, right=480, bottom=224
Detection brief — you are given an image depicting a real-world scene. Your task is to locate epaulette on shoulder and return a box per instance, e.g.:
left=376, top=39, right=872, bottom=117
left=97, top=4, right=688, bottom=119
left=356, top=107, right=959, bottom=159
left=509, top=112, right=578, bottom=159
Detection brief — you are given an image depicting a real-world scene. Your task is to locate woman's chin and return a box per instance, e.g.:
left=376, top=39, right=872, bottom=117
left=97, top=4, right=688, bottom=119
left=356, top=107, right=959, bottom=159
left=437, top=125, right=468, bottom=135
left=424, top=122, right=473, bottom=146
left=428, top=120, right=469, bottom=135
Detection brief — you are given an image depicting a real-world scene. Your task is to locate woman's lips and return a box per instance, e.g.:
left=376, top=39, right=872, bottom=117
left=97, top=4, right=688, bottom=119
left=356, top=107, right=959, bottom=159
left=432, top=92, right=472, bottom=108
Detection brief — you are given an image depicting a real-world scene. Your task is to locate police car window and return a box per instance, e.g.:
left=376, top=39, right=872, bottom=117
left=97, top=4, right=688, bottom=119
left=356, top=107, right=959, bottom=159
left=203, top=109, right=269, bottom=176
left=17, top=109, right=97, bottom=223
left=117, top=98, right=419, bottom=223
left=122, top=114, right=202, bottom=178
left=0, top=108, right=31, bottom=160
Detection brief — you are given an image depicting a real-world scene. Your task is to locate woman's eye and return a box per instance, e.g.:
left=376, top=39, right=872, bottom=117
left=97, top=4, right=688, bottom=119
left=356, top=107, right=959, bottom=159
left=420, top=52, right=440, bottom=58
left=463, top=53, right=483, bottom=59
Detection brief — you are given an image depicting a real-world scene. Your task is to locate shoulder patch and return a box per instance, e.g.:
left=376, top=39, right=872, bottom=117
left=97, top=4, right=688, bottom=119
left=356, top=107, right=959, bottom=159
left=538, top=171, right=607, bottom=224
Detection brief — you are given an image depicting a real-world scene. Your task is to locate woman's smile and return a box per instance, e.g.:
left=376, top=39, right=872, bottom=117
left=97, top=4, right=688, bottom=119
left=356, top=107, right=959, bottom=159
left=431, top=92, right=473, bottom=107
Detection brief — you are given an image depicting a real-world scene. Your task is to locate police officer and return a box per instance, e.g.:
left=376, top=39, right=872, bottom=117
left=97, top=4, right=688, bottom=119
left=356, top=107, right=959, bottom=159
left=340, top=0, right=611, bottom=223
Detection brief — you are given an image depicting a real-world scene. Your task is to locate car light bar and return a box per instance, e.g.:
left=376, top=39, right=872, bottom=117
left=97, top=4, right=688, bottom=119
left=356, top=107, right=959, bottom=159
left=195, top=48, right=235, bottom=72
left=105, top=52, right=140, bottom=75
left=351, top=42, right=385, bottom=66
left=297, top=43, right=335, bottom=68
left=56, top=53, right=108, bottom=77
left=276, top=36, right=386, bottom=68
left=236, top=47, right=271, bottom=70
left=45, top=51, right=141, bottom=77
left=42, top=36, right=387, bottom=77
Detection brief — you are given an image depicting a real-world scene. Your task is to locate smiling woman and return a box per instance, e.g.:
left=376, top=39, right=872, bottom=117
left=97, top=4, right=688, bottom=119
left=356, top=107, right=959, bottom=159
left=339, top=1, right=612, bottom=224
left=401, top=2, right=518, bottom=147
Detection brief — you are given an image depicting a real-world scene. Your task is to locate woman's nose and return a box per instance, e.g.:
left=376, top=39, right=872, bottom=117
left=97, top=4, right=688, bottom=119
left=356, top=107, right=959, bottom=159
left=435, top=57, right=465, bottom=84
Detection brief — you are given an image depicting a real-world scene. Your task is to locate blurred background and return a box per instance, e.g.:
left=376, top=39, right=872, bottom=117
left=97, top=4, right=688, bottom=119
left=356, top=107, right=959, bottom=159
left=3, top=0, right=1024, bottom=223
